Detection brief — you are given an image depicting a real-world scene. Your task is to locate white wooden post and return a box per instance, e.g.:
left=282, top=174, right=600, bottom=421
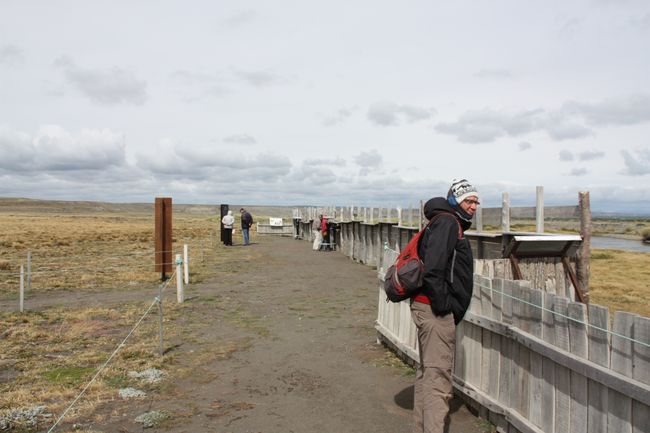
left=27, top=251, right=31, bottom=291
left=370, top=207, right=374, bottom=224
left=176, top=254, right=184, bottom=303
left=408, top=205, right=413, bottom=227
left=502, top=192, right=510, bottom=233
left=536, top=186, right=544, bottom=233
left=397, top=207, right=402, bottom=226
left=20, top=264, right=24, bottom=313
left=419, top=200, right=424, bottom=230
left=476, top=206, right=483, bottom=232
left=183, top=244, right=189, bottom=285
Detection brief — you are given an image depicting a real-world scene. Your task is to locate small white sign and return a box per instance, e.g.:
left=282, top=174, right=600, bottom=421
left=269, top=218, right=283, bottom=226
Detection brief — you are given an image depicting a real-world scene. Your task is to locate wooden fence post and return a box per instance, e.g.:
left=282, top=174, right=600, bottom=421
left=502, top=192, right=510, bottom=232
left=183, top=244, right=189, bottom=285
left=536, top=186, right=544, bottom=233
left=19, top=264, right=24, bottom=313
left=176, top=254, right=184, bottom=303
left=577, top=191, right=591, bottom=300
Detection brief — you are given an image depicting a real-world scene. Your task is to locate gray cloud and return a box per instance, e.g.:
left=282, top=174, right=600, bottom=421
left=235, top=69, right=285, bottom=88
left=303, top=157, right=346, bottom=167
left=568, top=167, right=588, bottom=176
left=223, top=134, right=257, bottom=145
left=518, top=141, right=532, bottom=151
left=354, top=149, right=382, bottom=168
left=578, top=150, right=605, bottom=161
left=367, top=101, right=434, bottom=126
left=55, top=57, right=147, bottom=105
left=0, top=45, right=23, bottom=65
left=323, top=108, right=356, bottom=126
left=621, top=148, right=650, bottom=175
left=436, top=94, right=650, bottom=144
left=559, top=150, right=574, bottom=161
left=0, top=125, right=126, bottom=172
left=562, top=94, right=650, bottom=126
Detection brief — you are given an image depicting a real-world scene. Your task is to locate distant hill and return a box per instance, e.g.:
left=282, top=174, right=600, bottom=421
left=0, top=197, right=295, bottom=219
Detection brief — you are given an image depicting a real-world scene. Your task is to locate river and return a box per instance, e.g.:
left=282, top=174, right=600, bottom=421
left=591, top=236, right=650, bottom=253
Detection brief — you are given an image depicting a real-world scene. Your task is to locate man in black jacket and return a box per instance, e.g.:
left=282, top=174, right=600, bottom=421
left=239, top=208, right=254, bottom=246
left=411, top=179, right=479, bottom=433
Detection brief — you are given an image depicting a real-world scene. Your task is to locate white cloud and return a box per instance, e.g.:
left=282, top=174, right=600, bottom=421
left=367, top=101, right=434, bottom=126
left=55, top=57, right=147, bottom=105
left=323, top=108, right=356, bottom=126
left=568, top=167, right=588, bottom=176
left=562, top=94, right=650, bottom=126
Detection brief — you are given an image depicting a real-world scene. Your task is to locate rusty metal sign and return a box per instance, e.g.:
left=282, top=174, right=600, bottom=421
left=155, top=197, right=172, bottom=277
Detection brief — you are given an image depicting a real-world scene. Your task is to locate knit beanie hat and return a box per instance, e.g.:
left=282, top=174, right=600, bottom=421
left=447, top=178, right=479, bottom=206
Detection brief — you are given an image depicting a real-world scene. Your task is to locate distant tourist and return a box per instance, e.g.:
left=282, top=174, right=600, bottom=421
left=411, top=178, right=478, bottom=433
left=221, top=210, right=234, bottom=246
left=312, top=215, right=323, bottom=250
left=240, top=208, right=254, bottom=246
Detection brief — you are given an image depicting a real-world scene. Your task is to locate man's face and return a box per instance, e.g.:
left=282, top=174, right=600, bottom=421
left=459, top=196, right=479, bottom=217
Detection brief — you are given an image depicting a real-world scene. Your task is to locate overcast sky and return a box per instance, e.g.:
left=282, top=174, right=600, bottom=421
left=1, top=0, right=650, bottom=213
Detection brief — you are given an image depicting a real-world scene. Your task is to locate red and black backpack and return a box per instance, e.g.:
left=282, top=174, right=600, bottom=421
left=383, top=213, right=462, bottom=302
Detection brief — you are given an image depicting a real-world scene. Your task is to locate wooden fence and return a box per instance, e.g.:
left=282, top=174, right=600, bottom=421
left=376, top=254, right=650, bottom=433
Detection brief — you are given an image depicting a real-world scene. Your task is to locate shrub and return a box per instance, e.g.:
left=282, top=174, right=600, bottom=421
left=642, top=229, right=650, bottom=242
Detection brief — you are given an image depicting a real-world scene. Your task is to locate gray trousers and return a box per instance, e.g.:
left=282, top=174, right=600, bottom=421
left=410, top=302, right=456, bottom=433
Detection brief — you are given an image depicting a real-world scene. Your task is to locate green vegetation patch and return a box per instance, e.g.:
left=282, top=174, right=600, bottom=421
left=41, top=366, right=95, bottom=387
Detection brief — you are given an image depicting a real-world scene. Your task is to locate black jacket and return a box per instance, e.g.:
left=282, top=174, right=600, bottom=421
left=417, top=197, right=474, bottom=324
left=241, top=211, right=253, bottom=229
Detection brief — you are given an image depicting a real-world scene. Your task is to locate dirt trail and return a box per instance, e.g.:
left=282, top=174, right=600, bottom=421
left=54, top=235, right=484, bottom=433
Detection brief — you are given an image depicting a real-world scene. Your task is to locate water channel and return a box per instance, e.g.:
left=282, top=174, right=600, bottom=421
left=591, top=236, right=650, bottom=253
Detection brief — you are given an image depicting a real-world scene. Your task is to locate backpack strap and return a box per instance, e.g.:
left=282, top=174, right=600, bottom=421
left=427, top=212, right=463, bottom=239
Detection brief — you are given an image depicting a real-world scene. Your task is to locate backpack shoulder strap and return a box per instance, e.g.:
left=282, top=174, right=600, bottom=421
left=427, top=212, right=463, bottom=239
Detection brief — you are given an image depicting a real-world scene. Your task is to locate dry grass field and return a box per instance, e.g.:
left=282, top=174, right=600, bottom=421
left=0, top=198, right=649, bottom=431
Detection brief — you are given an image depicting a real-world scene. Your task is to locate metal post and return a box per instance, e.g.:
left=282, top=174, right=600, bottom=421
left=176, top=254, right=184, bottom=303
left=158, top=283, right=164, bottom=356
left=501, top=192, right=510, bottom=233
left=19, top=264, right=24, bottom=313
left=183, top=244, right=189, bottom=285
left=536, top=186, right=544, bottom=233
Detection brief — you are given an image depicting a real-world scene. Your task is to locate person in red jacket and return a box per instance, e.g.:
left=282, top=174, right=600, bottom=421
left=411, top=178, right=479, bottom=433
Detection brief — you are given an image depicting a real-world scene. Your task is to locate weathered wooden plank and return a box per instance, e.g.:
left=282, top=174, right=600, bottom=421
left=632, top=315, right=650, bottom=433
left=481, top=276, right=493, bottom=319
left=632, top=400, right=650, bottom=433
left=518, top=345, right=531, bottom=419
left=553, top=296, right=570, bottom=351
left=529, top=289, right=543, bottom=338
left=454, top=321, right=467, bottom=381
left=608, top=311, right=636, bottom=433
left=541, top=356, right=555, bottom=433
left=488, top=329, right=501, bottom=400
left=542, top=292, right=556, bottom=347
left=555, top=364, right=571, bottom=433
left=529, top=350, right=543, bottom=429
left=632, top=315, right=650, bottom=386
left=587, top=304, right=609, bottom=433
left=481, top=328, right=491, bottom=393
left=498, top=334, right=512, bottom=407
left=492, top=278, right=504, bottom=322
left=568, top=302, right=588, bottom=433
left=503, top=279, right=514, bottom=325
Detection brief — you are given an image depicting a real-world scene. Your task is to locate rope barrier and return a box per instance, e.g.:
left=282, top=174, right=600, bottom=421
left=46, top=270, right=176, bottom=433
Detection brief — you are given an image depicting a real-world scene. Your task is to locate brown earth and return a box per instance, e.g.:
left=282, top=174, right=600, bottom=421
left=24, top=234, right=485, bottom=433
